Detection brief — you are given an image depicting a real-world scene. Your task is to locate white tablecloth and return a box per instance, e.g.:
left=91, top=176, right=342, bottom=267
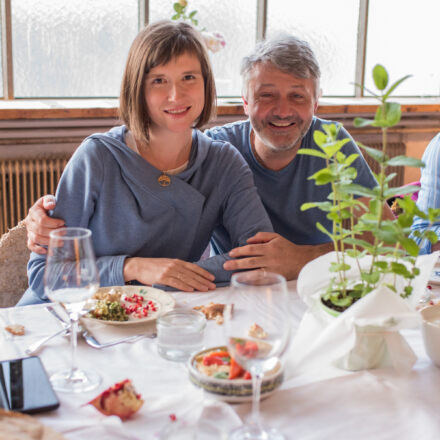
left=1, top=282, right=440, bottom=440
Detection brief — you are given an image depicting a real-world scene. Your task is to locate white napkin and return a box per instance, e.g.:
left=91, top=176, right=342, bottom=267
left=285, top=251, right=439, bottom=376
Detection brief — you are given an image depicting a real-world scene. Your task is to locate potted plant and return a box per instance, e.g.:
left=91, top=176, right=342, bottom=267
left=294, top=65, right=440, bottom=370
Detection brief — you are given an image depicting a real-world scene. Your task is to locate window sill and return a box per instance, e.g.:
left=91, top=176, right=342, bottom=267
left=0, top=97, right=438, bottom=120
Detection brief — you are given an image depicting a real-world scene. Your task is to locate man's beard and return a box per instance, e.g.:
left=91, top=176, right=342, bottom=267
left=252, top=116, right=313, bottom=153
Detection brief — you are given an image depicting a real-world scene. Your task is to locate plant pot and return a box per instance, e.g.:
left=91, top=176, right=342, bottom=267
left=319, top=298, right=388, bottom=371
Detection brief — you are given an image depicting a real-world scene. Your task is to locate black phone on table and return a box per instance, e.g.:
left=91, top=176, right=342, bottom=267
left=0, top=356, right=59, bottom=414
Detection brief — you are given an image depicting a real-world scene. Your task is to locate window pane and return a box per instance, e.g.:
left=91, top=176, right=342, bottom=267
left=150, top=0, right=257, bottom=97
left=366, top=0, right=440, bottom=97
left=12, top=0, right=138, bottom=98
left=267, top=0, right=359, bottom=97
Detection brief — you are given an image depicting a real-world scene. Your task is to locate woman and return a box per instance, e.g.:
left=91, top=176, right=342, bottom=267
left=19, top=20, right=272, bottom=305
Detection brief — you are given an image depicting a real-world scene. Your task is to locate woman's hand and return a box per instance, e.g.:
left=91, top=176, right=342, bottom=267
left=25, top=195, right=65, bottom=254
left=123, top=257, right=216, bottom=292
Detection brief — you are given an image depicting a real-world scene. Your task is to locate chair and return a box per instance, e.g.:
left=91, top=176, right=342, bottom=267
left=0, top=220, right=30, bottom=307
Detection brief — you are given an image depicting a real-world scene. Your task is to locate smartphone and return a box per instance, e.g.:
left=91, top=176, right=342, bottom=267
left=0, top=356, right=59, bottom=414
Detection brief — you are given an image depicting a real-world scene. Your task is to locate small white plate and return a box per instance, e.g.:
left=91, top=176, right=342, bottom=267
left=83, top=286, right=175, bottom=326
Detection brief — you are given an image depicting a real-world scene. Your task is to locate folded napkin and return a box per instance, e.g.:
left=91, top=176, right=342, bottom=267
left=285, top=251, right=439, bottom=376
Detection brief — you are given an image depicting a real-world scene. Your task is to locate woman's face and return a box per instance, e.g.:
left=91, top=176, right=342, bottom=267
left=144, top=52, right=205, bottom=136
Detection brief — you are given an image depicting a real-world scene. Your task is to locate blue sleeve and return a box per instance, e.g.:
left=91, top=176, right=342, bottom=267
left=411, top=133, right=440, bottom=254
left=26, top=140, right=129, bottom=301
left=195, top=145, right=273, bottom=283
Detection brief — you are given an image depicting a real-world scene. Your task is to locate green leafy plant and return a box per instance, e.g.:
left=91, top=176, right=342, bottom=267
left=299, top=64, right=440, bottom=312
left=171, top=1, right=200, bottom=28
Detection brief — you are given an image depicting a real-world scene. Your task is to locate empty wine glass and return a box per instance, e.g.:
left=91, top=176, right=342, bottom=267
left=224, top=271, right=291, bottom=440
left=44, top=227, right=101, bottom=393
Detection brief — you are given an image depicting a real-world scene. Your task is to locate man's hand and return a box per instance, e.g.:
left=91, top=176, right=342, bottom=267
left=123, top=257, right=216, bottom=292
left=223, top=232, right=333, bottom=280
left=25, top=195, right=64, bottom=254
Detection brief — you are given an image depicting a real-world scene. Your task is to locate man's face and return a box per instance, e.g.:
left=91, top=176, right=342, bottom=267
left=243, top=62, right=319, bottom=154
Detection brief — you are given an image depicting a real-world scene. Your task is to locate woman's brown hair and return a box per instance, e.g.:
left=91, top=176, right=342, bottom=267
left=119, top=20, right=216, bottom=144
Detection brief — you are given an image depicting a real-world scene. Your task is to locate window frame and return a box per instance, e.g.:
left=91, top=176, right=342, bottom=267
left=0, top=0, right=434, bottom=101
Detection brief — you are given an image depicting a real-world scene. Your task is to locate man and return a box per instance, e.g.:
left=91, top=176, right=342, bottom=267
left=25, top=34, right=389, bottom=280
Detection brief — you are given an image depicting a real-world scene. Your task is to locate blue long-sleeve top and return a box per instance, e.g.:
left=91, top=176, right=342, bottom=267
left=411, top=133, right=440, bottom=254
left=21, top=126, right=273, bottom=304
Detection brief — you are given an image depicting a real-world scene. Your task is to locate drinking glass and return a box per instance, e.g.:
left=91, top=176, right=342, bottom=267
left=44, top=227, right=101, bottom=393
left=224, top=271, right=291, bottom=440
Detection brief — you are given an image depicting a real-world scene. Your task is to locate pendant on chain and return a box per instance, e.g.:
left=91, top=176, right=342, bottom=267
left=158, top=173, right=171, bottom=187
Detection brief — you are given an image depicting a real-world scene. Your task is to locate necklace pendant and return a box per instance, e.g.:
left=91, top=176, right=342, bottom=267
left=158, top=173, right=171, bottom=187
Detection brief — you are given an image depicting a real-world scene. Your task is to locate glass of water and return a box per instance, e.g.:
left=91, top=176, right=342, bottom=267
left=157, top=310, right=206, bottom=362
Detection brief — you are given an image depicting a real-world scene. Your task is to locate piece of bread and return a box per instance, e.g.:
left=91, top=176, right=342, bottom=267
left=0, top=409, right=65, bottom=440
left=193, top=302, right=233, bottom=325
left=5, top=324, right=25, bottom=336
left=88, top=379, right=143, bottom=420
left=248, top=323, right=267, bottom=339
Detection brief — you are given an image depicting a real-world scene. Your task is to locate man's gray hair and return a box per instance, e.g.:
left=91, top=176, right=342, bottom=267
left=240, top=33, right=321, bottom=98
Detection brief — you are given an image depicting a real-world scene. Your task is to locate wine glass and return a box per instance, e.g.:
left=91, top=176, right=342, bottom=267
left=224, top=271, right=291, bottom=440
left=44, top=227, right=101, bottom=393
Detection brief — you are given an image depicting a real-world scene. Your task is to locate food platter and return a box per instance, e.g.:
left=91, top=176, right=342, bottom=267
left=83, top=285, right=175, bottom=326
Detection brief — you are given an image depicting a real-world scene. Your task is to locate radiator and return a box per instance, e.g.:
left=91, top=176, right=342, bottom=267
left=0, top=155, right=71, bottom=235
left=359, top=142, right=406, bottom=187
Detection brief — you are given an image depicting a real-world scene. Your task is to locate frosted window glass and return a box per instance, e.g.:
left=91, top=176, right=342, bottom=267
left=150, top=0, right=257, bottom=97
left=267, top=0, right=359, bottom=97
left=366, top=0, right=440, bottom=97
left=12, top=0, right=138, bottom=98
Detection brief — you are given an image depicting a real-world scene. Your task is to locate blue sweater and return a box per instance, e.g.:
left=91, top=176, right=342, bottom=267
left=21, top=126, right=273, bottom=305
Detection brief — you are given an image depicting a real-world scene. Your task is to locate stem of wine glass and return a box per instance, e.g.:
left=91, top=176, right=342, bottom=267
left=249, top=368, right=264, bottom=434
left=68, top=312, right=79, bottom=380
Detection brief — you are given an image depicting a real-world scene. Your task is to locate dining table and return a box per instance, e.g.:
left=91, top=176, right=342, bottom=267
left=1, top=280, right=440, bottom=440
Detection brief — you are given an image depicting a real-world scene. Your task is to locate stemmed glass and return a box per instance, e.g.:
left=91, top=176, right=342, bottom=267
left=224, top=271, right=291, bottom=440
left=44, top=227, right=101, bottom=393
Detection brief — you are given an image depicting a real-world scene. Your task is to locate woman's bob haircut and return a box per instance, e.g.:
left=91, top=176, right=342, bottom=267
left=119, top=20, right=216, bottom=144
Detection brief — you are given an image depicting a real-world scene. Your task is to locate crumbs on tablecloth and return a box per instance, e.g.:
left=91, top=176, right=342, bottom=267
left=5, top=324, right=25, bottom=336
left=193, top=302, right=233, bottom=325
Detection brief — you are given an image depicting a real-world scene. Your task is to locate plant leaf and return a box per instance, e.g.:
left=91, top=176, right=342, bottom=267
left=387, top=156, right=424, bottom=168
left=316, top=222, right=333, bottom=239
left=358, top=144, right=386, bottom=163
left=313, top=130, right=328, bottom=147
left=383, top=74, right=412, bottom=100
left=390, top=261, right=411, bottom=277
left=341, top=183, right=376, bottom=198
left=297, top=148, right=327, bottom=159
left=384, top=185, right=421, bottom=199
left=353, top=117, right=374, bottom=128
left=400, top=238, right=420, bottom=257
left=309, top=168, right=335, bottom=185
left=301, top=201, right=333, bottom=212
left=373, top=64, right=389, bottom=90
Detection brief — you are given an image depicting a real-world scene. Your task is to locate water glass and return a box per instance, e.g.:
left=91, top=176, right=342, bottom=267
left=157, top=310, right=206, bottom=362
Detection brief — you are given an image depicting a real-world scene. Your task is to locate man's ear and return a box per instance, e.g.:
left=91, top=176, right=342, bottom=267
left=242, top=95, right=250, bottom=116
left=314, top=88, right=322, bottom=113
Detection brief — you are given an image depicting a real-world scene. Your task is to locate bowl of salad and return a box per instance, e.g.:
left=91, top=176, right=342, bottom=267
left=187, top=346, right=283, bottom=402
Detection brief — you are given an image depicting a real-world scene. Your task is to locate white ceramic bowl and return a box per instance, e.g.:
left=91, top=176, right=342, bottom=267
left=187, top=346, right=283, bottom=403
left=420, top=304, right=440, bottom=367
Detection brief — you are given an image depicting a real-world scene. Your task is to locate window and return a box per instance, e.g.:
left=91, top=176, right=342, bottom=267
left=1, top=0, right=438, bottom=99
